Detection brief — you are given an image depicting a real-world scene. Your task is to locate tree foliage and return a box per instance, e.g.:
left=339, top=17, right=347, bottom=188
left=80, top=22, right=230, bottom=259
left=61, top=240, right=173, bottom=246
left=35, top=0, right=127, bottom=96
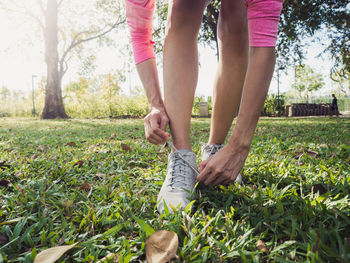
left=292, top=64, right=325, bottom=101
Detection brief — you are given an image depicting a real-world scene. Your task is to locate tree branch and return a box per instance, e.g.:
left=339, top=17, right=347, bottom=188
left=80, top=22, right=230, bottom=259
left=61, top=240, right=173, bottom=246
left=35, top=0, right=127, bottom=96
left=59, top=19, right=125, bottom=68
left=0, top=3, right=44, bottom=30
left=58, top=0, right=64, bottom=8
left=36, top=0, right=45, bottom=15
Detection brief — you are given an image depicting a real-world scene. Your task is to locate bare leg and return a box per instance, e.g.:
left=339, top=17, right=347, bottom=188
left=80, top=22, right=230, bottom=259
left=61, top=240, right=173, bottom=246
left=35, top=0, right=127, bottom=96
left=208, top=0, right=248, bottom=145
left=163, top=0, right=207, bottom=150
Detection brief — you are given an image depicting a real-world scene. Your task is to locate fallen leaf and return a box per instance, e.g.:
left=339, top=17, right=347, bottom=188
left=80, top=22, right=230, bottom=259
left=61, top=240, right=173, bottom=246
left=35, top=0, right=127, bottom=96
left=146, top=230, right=179, bottom=263
left=73, top=160, right=84, bottom=168
left=95, top=173, right=106, bottom=179
left=293, top=147, right=318, bottom=159
left=67, top=142, right=76, bottom=147
left=0, top=233, right=8, bottom=246
left=78, top=181, right=90, bottom=191
left=0, top=161, right=10, bottom=169
left=34, top=242, right=78, bottom=263
left=257, top=240, right=269, bottom=254
left=121, top=143, right=132, bottom=152
left=305, top=150, right=318, bottom=158
left=0, top=179, right=10, bottom=188
left=319, top=144, right=328, bottom=148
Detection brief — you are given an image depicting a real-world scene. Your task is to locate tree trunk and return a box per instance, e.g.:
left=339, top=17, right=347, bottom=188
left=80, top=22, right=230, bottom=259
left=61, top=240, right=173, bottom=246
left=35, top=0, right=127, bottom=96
left=41, top=0, right=69, bottom=119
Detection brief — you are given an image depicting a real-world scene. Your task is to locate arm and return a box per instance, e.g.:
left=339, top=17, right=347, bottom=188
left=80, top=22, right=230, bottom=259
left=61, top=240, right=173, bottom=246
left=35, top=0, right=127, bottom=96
left=198, top=48, right=275, bottom=186
left=125, top=0, right=169, bottom=144
left=137, top=58, right=170, bottom=144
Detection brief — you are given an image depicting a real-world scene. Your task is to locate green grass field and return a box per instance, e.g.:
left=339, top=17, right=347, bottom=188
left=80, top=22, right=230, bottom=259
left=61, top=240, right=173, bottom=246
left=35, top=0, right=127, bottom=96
left=0, top=117, right=349, bottom=262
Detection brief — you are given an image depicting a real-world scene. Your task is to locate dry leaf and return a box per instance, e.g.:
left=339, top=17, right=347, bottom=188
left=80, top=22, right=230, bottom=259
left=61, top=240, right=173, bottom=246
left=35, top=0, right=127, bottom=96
left=95, top=173, right=106, bottom=179
left=319, top=144, right=328, bottom=148
left=146, top=230, right=179, bottom=263
left=34, top=242, right=78, bottom=263
left=73, top=160, right=84, bottom=167
left=67, top=142, right=76, bottom=147
left=78, top=181, right=90, bottom=191
left=257, top=240, right=269, bottom=254
left=0, top=179, right=10, bottom=188
left=305, top=150, right=318, bottom=158
left=121, top=143, right=132, bottom=152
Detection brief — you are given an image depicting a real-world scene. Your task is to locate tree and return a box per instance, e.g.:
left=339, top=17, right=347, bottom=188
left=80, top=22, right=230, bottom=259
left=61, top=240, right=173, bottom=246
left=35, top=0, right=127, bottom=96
left=292, top=64, right=325, bottom=102
left=0, top=86, right=10, bottom=100
left=0, top=0, right=125, bottom=119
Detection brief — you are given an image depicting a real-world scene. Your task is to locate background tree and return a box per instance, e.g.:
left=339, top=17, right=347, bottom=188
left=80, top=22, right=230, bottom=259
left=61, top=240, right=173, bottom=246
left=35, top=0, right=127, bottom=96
left=292, top=64, right=325, bottom=102
left=0, top=0, right=125, bottom=119
left=0, top=86, right=10, bottom=100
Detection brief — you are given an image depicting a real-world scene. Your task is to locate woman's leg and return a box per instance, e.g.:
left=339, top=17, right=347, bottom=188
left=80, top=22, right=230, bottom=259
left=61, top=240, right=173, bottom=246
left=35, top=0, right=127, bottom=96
left=163, top=0, right=207, bottom=150
left=208, top=0, right=249, bottom=145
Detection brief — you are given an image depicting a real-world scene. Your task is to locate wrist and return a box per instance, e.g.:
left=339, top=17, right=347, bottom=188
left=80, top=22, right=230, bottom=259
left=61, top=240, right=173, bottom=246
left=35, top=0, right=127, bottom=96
left=227, top=136, right=251, bottom=152
left=149, top=101, right=165, bottom=111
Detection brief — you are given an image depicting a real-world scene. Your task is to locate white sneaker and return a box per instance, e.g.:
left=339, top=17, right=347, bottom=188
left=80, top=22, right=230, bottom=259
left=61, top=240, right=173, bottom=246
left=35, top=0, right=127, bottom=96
left=157, top=150, right=197, bottom=213
left=201, top=143, right=242, bottom=184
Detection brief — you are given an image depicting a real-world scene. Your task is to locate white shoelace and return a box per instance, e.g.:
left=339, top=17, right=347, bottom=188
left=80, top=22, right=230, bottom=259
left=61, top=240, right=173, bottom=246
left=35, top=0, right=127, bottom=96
left=167, top=141, right=199, bottom=176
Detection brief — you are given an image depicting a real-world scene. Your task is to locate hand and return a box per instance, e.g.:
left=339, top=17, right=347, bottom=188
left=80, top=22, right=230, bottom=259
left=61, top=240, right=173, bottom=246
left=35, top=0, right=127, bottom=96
left=144, top=106, right=170, bottom=145
left=197, top=145, right=249, bottom=186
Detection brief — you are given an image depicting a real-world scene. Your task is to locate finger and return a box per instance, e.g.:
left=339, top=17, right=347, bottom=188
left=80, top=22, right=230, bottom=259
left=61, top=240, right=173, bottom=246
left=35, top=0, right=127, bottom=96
left=199, top=158, right=211, bottom=172
left=197, top=164, right=211, bottom=181
left=147, top=137, right=160, bottom=145
left=149, top=117, right=169, bottom=139
left=212, top=175, right=228, bottom=187
left=159, top=115, right=169, bottom=131
left=148, top=132, right=165, bottom=144
left=153, top=128, right=170, bottom=140
left=204, top=171, right=218, bottom=186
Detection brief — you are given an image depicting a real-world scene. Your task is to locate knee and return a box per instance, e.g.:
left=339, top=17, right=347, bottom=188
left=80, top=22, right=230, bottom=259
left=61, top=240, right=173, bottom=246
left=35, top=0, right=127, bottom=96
left=166, top=0, right=204, bottom=37
left=218, top=1, right=248, bottom=48
left=218, top=18, right=248, bottom=47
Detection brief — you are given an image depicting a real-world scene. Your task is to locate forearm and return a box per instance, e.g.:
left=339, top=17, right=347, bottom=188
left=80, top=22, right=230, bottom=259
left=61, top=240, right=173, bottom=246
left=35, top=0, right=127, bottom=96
left=228, top=47, right=276, bottom=149
left=136, top=58, right=164, bottom=109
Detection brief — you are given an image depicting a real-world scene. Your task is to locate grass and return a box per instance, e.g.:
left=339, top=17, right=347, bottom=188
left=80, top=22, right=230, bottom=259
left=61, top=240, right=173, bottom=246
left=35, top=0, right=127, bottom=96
left=0, top=117, right=349, bottom=262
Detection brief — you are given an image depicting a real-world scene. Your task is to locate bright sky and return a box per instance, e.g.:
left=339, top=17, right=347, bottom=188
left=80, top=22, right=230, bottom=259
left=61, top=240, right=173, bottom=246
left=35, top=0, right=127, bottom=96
left=0, top=6, right=339, bottom=100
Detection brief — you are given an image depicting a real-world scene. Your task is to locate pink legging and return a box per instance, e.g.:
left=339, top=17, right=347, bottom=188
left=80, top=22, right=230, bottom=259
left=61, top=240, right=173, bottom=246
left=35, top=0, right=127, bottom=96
left=125, top=0, right=284, bottom=64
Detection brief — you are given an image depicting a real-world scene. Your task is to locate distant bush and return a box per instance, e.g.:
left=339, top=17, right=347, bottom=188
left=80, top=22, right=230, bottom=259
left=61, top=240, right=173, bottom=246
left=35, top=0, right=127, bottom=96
left=262, top=94, right=286, bottom=116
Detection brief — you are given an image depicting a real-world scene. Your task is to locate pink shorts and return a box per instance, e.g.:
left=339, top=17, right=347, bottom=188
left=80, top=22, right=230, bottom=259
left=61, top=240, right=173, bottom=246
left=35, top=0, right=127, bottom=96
left=126, top=0, right=284, bottom=64
left=245, top=0, right=284, bottom=47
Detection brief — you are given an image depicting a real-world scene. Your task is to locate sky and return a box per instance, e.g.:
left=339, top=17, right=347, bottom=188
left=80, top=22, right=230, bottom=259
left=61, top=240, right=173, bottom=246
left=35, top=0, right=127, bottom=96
left=0, top=5, right=341, bottom=100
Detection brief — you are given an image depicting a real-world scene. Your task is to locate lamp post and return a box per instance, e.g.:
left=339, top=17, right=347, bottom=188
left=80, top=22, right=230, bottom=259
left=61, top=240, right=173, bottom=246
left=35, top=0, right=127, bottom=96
left=31, top=75, right=37, bottom=116
left=277, top=66, right=285, bottom=117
